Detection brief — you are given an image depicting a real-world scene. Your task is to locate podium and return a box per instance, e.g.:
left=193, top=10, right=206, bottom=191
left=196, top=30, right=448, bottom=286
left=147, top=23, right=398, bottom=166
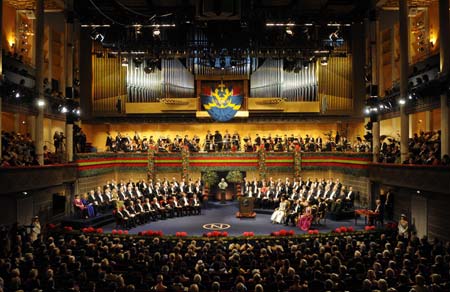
left=236, top=197, right=256, bottom=218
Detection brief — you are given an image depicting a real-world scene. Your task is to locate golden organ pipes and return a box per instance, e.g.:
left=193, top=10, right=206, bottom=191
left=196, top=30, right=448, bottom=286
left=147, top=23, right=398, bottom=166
left=126, top=57, right=162, bottom=102
left=161, top=59, right=194, bottom=98
left=91, top=54, right=127, bottom=113
left=318, top=56, right=352, bottom=111
left=282, top=62, right=318, bottom=101
left=250, top=58, right=283, bottom=97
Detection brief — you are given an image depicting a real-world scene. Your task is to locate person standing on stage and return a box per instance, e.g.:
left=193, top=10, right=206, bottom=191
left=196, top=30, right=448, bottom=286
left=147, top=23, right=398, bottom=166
left=398, top=214, right=409, bottom=239
left=218, top=178, right=228, bottom=204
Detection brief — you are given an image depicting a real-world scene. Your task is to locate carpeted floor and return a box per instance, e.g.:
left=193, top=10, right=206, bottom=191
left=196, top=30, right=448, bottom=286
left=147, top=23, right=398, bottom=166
left=102, top=201, right=366, bottom=236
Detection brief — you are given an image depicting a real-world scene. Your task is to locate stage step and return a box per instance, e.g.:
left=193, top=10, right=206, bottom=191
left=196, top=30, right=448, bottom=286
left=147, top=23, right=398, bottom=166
left=61, top=213, right=115, bottom=229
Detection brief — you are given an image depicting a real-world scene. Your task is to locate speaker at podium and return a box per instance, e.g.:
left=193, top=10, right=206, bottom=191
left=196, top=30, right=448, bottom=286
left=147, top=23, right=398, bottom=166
left=236, top=196, right=256, bottom=218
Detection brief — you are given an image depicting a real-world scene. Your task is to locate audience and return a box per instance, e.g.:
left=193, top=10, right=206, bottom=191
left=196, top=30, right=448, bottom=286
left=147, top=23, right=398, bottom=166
left=0, top=222, right=448, bottom=292
left=378, top=130, right=449, bottom=166
left=1, top=131, right=38, bottom=167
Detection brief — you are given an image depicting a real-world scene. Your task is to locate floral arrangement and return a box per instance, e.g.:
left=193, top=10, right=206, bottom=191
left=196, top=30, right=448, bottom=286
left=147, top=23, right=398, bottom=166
left=308, top=229, right=319, bottom=235
left=147, top=145, right=156, bottom=181
left=294, top=146, right=302, bottom=177
left=271, top=229, right=295, bottom=236
left=334, top=226, right=355, bottom=233
left=242, top=232, right=255, bottom=237
left=112, top=229, right=129, bottom=235
left=365, top=225, right=377, bottom=231
left=63, top=226, right=73, bottom=232
left=82, top=227, right=103, bottom=234
left=181, top=145, right=190, bottom=180
left=138, top=230, right=164, bottom=236
left=175, top=232, right=188, bottom=237
left=48, top=223, right=57, bottom=230
left=204, top=231, right=228, bottom=237
left=202, top=170, right=219, bottom=187
left=226, top=170, right=243, bottom=183
left=258, top=145, right=267, bottom=180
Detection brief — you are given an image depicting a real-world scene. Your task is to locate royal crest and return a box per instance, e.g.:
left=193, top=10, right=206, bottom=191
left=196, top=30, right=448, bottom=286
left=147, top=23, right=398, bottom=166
left=201, top=82, right=243, bottom=122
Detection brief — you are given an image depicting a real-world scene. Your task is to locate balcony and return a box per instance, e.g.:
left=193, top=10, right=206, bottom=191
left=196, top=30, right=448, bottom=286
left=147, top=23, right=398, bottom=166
left=0, top=164, right=78, bottom=194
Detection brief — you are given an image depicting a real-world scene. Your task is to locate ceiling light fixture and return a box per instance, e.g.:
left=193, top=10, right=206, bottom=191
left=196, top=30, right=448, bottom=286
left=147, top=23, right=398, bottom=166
left=152, top=27, right=161, bottom=37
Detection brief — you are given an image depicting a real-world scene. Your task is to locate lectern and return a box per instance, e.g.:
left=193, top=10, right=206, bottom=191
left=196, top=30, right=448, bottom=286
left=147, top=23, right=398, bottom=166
left=236, top=197, right=256, bottom=218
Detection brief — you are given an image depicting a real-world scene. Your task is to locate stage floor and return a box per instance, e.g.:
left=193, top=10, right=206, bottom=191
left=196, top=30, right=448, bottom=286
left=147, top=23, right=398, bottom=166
left=102, top=201, right=365, bottom=236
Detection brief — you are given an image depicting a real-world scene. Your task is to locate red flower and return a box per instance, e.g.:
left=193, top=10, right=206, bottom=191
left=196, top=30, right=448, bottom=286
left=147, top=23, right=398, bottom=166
left=279, top=230, right=287, bottom=236
left=314, top=230, right=319, bottom=234
left=117, top=230, right=123, bottom=235
left=308, top=230, right=314, bottom=234
left=340, top=227, right=348, bottom=233
left=335, top=228, right=342, bottom=233
left=124, top=230, right=128, bottom=234
left=112, top=229, right=117, bottom=235
left=221, top=231, right=228, bottom=237
left=288, top=230, right=295, bottom=236
left=48, top=223, right=56, bottom=229
left=272, top=232, right=280, bottom=236
left=348, top=226, right=354, bottom=232
left=96, top=228, right=103, bottom=234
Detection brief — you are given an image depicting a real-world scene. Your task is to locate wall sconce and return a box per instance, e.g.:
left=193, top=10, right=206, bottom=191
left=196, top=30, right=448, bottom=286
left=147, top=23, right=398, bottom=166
left=429, top=32, right=436, bottom=48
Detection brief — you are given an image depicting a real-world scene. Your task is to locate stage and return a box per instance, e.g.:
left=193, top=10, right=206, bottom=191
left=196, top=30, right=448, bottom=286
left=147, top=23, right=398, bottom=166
left=101, top=200, right=366, bottom=236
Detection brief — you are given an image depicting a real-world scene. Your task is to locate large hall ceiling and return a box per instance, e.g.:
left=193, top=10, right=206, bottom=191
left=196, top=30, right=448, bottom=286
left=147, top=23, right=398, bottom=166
left=74, top=0, right=370, bottom=53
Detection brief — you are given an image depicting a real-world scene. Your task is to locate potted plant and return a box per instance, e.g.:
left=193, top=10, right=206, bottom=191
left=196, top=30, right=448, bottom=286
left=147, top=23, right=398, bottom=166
left=226, top=170, right=243, bottom=197
left=201, top=170, right=219, bottom=201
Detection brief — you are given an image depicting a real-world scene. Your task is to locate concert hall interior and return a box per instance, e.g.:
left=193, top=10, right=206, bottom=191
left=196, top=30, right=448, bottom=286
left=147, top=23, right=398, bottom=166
left=1, top=0, right=450, bottom=291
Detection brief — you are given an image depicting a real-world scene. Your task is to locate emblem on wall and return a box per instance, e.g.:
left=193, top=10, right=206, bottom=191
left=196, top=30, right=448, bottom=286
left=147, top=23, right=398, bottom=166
left=201, top=82, right=243, bottom=122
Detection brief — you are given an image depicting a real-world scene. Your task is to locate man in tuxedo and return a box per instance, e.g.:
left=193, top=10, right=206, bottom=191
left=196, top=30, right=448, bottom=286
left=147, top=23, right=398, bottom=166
left=143, top=198, right=158, bottom=221
left=151, top=197, right=166, bottom=219
left=343, top=186, right=355, bottom=208
left=191, top=194, right=201, bottom=215
left=285, top=199, right=302, bottom=226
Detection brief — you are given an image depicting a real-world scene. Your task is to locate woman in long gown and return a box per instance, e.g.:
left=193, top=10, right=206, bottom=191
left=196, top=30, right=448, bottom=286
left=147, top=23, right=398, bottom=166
left=82, top=193, right=96, bottom=218
left=298, top=206, right=313, bottom=231
left=271, top=197, right=288, bottom=224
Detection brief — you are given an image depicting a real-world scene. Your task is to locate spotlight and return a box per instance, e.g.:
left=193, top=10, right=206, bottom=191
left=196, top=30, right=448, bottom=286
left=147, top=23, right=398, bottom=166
left=399, top=98, right=406, bottom=105
left=76, top=109, right=81, bottom=116
left=90, top=30, right=104, bottom=42
left=285, top=27, right=293, bottom=35
left=133, top=57, right=143, bottom=68
left=15, top=92, right=20, bottom=98
left=320, top=56, right=328, bottom=66
left=152, top=27, right=161, bottom=37
left=364, top=107, right=370, bottom=115
left=230, top=59, right=237, bottom=69
left=408, top=94, right=412, bottom=100
left=37, top=99, right=45, bottom=107
left=61, top=106, right=68, bottom=113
